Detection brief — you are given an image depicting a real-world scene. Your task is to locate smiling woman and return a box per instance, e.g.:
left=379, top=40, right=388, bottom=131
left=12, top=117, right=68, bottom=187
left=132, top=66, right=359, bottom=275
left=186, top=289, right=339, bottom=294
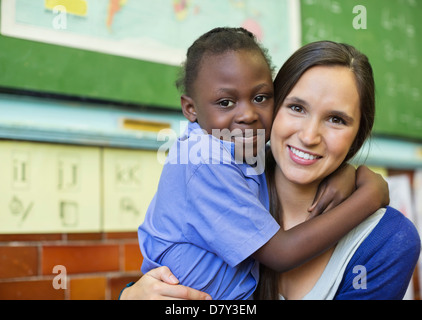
left=256, top=41, right=420, bottom=300
left=271, top=65, right=361, bottom=187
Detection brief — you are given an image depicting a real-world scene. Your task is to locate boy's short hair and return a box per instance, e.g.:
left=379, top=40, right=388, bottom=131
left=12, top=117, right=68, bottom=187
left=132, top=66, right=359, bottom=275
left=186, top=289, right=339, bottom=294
left=176, top=27, right=275, bottom=96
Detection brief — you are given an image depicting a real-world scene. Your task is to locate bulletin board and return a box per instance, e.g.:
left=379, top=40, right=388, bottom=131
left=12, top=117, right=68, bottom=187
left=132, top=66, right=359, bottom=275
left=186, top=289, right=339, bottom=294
left=0, top=0, right=300, bottom=109
left=300, top=0, right=422, bottom=140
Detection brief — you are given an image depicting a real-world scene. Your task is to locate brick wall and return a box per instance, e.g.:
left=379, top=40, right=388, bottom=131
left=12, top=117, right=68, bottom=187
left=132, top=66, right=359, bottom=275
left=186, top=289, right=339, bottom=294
left=0, top=232, right=142, bottom=300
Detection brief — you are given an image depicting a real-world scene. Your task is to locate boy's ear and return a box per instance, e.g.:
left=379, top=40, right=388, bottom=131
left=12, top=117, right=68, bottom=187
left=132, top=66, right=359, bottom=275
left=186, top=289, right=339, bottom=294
left=181, top=95, right=197, bottom=122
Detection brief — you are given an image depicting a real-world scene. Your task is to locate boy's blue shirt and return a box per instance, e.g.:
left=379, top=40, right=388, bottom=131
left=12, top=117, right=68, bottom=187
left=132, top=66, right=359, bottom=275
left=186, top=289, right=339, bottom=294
left=138, top=121, right=280, bottom=300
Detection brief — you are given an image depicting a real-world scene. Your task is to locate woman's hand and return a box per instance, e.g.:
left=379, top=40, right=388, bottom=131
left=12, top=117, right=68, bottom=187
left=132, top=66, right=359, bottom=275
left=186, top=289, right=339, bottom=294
left=307, top=164, right=356, bottom=219
left=120, top=266, right=212, bottom=300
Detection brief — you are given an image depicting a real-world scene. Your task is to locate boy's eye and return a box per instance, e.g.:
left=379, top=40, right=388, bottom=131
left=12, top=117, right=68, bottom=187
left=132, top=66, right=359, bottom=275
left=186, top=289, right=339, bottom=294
left=219, top=100, right=235, bottom=108
left=254, top=95, right=267, bottom=103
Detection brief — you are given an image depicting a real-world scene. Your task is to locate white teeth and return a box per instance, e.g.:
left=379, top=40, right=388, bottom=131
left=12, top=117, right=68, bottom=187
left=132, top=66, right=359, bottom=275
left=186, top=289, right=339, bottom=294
left=290, top=146, right=319, bottom=160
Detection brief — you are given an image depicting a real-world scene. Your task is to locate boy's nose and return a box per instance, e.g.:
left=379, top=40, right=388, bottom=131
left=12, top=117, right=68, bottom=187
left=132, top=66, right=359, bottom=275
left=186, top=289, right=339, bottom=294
left=235, top=102, right=259, bottom=124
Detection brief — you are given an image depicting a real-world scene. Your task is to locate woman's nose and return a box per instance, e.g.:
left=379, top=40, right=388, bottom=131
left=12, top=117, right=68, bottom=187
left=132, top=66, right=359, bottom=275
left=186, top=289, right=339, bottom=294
left=298, top=120, right=322, bottom=146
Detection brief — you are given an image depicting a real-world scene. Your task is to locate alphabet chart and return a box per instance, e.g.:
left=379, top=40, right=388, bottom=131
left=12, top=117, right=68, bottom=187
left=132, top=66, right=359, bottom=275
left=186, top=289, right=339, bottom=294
left=0, top=141, right=162, bottom=234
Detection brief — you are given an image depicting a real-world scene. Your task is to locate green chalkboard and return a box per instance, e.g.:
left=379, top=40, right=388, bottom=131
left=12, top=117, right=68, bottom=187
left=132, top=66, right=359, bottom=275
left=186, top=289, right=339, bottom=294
left=0, top=34, right=181, bottom=109
left=300, top=0, right=422, bottom=140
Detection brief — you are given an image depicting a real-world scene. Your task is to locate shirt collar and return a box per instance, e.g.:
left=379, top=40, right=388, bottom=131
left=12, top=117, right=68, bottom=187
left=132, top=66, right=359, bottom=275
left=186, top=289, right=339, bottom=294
left=184, top=122, right=265, bottom=180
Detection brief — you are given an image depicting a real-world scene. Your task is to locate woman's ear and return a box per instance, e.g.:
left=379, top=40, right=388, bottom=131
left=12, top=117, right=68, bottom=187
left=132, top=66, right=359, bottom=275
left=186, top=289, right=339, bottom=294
left=181, top=95, right=197, bottom=122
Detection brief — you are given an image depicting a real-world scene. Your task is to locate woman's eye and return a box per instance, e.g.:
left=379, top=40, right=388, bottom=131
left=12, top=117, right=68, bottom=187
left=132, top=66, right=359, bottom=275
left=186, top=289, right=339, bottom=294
left=329, top=116, right=346, bottom=125
left=289, top=105, right=303, bottom=113
left=219, top=100, right=234, bottom=108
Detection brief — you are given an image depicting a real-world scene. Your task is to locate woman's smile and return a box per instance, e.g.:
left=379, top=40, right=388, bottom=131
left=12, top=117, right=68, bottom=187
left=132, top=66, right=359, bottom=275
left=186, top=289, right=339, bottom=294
left=288, top=145, right=322, bottom=165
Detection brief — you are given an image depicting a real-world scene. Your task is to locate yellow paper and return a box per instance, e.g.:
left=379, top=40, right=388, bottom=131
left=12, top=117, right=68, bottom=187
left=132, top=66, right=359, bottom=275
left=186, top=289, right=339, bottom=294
left=0, top=141, right=101, bottom=234
left=102, top=148, right=163, bottom=232
left=45, top=0, right=88, bottom=16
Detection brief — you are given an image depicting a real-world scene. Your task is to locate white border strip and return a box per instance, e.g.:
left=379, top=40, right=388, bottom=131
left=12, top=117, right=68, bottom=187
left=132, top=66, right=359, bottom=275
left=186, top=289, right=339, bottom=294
left=289, top=0, right=302, bottom=51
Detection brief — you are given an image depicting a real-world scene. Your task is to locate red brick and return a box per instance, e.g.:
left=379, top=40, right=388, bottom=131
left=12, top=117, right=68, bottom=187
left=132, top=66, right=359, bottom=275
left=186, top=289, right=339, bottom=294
left=41, top=244, right=119, bottom=275
left=66, top=233, right=103, bottom=241
left=0, top=246, right=38, bottom=279
left=69, top=277, right=106, bottom=300
left=124, top=243, right=143, bottom=271
left=0, top=279, right=65, bottom=300
left=106, top=232, right=138, bottom=240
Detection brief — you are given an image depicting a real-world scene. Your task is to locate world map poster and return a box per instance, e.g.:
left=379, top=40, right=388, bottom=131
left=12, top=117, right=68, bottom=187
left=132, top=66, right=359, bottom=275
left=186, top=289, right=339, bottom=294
left=1, top=0, right=300, bottom=69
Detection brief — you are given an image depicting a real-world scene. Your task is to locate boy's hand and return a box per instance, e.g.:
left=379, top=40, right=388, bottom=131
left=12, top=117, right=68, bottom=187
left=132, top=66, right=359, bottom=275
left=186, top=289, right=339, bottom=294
left=307, top=164, right=356, bottom=219
left=355, top=165, right=390, bottom=208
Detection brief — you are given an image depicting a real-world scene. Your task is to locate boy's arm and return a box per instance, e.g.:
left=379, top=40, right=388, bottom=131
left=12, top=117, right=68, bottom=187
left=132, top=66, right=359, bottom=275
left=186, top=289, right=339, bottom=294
left=307, top=163, right=356, bottom=219
left=252, top=166, right=389, bottom=272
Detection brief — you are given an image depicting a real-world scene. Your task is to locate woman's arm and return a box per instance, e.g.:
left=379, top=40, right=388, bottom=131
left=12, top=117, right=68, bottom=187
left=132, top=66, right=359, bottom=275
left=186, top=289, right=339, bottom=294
left=120, top=266, right=212, bottom=300
left=253, top=166, right=390, bottom=272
